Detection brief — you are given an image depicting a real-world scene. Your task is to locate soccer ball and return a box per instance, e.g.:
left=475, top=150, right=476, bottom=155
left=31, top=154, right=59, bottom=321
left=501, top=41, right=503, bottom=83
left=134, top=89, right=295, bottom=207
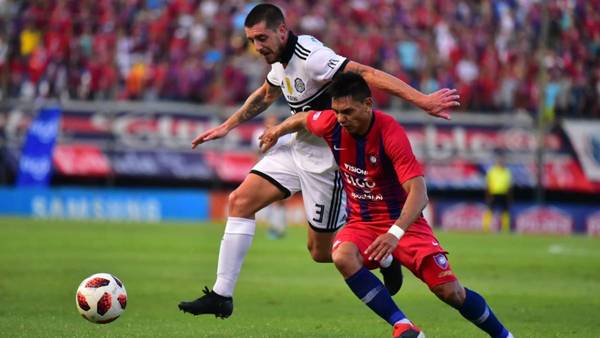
left=76, top=273, right=127, bottom=324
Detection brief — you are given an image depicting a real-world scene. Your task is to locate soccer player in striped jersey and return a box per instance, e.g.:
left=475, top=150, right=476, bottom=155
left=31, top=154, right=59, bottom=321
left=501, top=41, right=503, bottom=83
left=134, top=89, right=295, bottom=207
left=180, top=3, right=459, bottom=319
left=259, top=72, right=513, bottom=338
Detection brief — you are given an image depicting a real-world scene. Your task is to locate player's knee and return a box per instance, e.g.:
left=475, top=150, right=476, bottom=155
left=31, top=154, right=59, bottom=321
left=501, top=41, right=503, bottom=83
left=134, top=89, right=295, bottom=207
left=307, top=243, right=332, bottom=263
left=227, top=190, right=255, bottom=217
left=432, top=283, right=465, bottom=307
left=332, top=247, right=362, bottom=278
left=332, top=251, right=353, bottom=273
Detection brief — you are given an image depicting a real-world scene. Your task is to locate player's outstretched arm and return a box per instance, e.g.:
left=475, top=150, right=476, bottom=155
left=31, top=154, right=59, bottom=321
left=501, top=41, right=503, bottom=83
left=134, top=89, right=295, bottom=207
left=258, top=112, right=309, bottom=153
left=343, top=61, right=459, bottom=120
left=191, top=81, right=281, bottom=149
left=365, top=176, right=429, bottom=262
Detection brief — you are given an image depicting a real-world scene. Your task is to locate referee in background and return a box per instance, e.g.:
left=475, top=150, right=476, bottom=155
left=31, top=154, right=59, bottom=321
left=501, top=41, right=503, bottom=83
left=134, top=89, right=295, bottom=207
left=483, top=154, right=512, bottom=233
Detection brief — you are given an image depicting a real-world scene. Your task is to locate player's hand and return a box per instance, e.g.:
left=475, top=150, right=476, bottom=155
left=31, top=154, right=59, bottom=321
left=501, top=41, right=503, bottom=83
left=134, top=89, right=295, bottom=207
left=191, top=124, right=229, bottom=149
left=258, top=126, right=280, bottom=153
left=365, top=233, right=400, bottom=262
left=420, top=88, right=460, bottom=120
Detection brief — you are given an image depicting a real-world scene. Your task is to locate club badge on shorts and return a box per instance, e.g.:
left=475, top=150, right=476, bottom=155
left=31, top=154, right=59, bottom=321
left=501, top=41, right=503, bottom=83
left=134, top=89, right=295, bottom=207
left=433, top=253, right=448, bottom=270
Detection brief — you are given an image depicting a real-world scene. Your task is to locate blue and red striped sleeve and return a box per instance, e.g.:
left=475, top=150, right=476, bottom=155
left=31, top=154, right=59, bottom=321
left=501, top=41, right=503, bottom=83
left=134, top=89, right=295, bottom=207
left=380, top=116, right=423, bottom=183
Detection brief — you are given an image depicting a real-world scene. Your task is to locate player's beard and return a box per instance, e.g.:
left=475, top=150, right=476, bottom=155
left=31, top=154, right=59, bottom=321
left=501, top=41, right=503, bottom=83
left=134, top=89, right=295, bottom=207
left=262, top=53, right=277, bottom=64
left=261, top=46, right=281, bottom=64
left=262, top=52, right=277, bottom=65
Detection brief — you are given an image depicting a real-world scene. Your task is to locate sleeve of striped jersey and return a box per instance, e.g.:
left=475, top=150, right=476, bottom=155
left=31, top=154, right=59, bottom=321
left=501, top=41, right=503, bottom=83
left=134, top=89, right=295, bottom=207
left=306, top=110, right=337, bottom=137
left=382, top=118, right=424, bottom=184
left=305, top=48, right=348, bottom=82
left=266, top=66, right=280, bottom=87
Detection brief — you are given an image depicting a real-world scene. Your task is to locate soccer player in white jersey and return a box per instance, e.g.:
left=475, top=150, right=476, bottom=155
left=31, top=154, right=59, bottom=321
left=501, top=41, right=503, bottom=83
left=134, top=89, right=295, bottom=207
left=179, top=3, right=460, bottom=318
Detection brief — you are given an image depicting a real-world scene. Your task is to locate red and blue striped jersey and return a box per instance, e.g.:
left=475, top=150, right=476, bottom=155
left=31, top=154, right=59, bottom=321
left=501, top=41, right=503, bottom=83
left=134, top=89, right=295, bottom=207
left=307, top=109, right=430, bottom=230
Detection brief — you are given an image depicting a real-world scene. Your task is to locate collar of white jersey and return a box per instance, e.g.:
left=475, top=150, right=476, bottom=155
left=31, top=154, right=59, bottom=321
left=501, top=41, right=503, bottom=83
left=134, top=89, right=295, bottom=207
left=279, top=31, right=298, bottom=65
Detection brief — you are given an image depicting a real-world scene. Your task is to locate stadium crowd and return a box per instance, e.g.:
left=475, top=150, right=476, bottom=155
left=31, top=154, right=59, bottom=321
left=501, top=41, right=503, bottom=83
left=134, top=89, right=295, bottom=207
left=1, top=0, right=598, bottom=117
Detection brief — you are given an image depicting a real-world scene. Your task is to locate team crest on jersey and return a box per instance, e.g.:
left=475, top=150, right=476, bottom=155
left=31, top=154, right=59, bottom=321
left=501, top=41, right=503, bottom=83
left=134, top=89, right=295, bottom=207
left=369, top=155, right=378, bottom=165
left=433, top=253, right=448, bottom=270
left=294, top=78, right=306, bottom=93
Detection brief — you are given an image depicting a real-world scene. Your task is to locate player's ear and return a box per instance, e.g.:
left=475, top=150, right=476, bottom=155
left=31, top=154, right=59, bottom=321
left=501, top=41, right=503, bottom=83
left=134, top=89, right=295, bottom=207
left=364, top=97, right=373, bottom=109
left=278, top=23, right=287, bottom=41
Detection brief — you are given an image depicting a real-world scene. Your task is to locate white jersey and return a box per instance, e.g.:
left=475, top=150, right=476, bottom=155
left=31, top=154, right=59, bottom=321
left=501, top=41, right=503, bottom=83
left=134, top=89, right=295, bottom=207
left=266, top=33, right=348, bottom=173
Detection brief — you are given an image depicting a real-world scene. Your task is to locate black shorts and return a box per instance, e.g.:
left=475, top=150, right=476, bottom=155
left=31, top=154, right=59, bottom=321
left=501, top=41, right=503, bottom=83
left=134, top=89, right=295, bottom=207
left=488, top=194, right=509, bottom=211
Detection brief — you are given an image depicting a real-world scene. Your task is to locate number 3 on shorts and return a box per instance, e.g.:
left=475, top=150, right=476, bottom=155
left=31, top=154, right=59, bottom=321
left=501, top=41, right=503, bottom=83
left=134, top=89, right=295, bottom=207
left=313, top=203, right=325, bottom=223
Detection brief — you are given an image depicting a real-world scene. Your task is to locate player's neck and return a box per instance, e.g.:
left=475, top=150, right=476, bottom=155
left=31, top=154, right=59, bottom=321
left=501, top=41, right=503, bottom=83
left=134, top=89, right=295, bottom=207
left=279, top=31, right=297, bottom=67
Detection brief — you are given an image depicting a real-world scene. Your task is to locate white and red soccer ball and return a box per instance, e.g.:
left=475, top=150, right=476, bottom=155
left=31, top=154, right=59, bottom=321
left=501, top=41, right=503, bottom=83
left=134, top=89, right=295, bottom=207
left=76, top=273, right=127, bottom=324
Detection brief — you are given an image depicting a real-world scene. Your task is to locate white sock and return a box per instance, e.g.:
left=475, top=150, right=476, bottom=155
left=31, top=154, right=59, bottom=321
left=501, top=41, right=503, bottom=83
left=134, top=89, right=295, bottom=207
left=212, top=217, right=256, bottom=297
left=379, top=254, right=393, bottom=268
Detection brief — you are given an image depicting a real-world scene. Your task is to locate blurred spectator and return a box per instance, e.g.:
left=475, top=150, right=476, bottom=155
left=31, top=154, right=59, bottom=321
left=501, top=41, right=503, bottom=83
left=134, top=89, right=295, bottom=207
left=2, top=0, right=598, bottom=118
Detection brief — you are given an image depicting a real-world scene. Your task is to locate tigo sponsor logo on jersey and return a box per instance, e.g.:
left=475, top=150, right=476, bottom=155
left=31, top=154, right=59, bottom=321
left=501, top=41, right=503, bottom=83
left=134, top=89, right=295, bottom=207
left=343, top=172, right=375, bottom=189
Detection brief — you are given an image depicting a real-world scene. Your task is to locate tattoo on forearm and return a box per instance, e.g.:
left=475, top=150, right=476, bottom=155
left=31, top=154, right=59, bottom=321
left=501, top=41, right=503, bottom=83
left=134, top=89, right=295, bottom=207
left=238, top=94, right=269, bottom=122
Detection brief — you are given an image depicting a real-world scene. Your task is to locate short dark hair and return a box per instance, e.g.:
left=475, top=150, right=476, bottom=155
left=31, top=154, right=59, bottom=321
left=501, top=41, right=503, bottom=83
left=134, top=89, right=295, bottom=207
left=328, top=72, right=372, bottom=102
left=244, top=4, right=285, bottom=30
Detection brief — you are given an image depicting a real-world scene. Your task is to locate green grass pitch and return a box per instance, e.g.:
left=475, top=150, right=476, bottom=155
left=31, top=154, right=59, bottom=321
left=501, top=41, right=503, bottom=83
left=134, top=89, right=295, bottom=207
left=1, top=217, right=599, bottom=337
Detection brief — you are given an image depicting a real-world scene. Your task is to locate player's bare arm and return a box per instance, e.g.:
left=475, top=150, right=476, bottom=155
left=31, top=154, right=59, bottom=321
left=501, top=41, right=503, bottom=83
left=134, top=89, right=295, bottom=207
left=192, top=81, right=281, bottom=148
left=258, top=112, right=309, bottom=153
left=365, top=176, right=429, bottom=261
left=343, top=61, right=459, bottom=120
